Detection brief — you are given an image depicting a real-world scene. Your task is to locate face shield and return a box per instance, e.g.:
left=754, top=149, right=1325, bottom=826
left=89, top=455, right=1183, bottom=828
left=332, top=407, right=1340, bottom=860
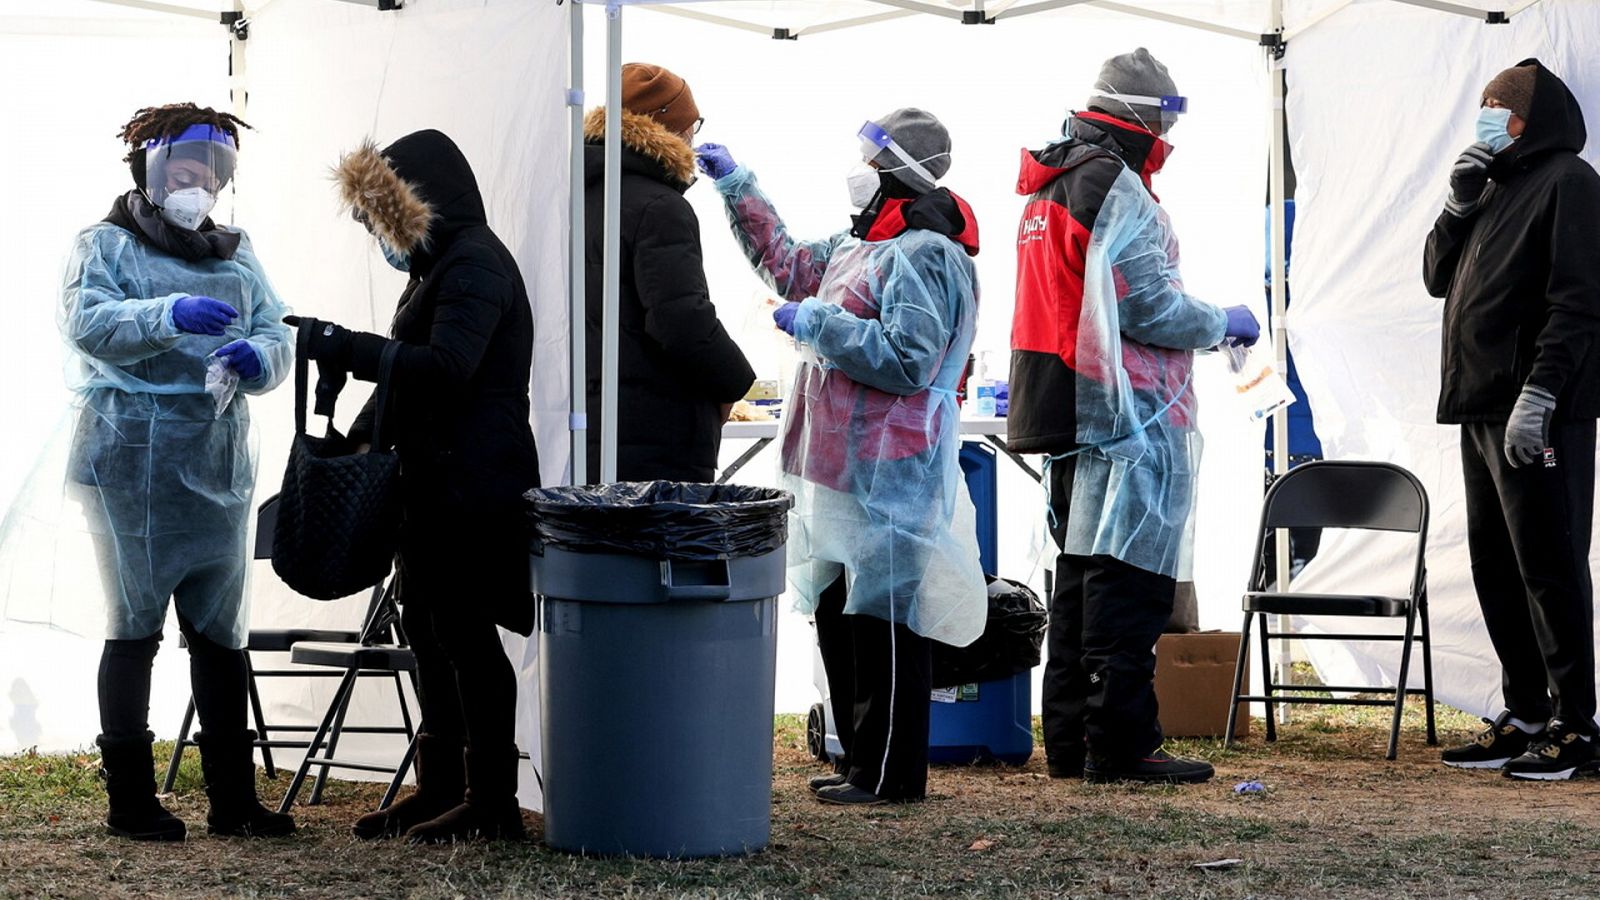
left=857, top=120, right=944, bottom=188
left=1094, top=90, right=1188, bottom=134
left=143, top=124, right=237, bottom=208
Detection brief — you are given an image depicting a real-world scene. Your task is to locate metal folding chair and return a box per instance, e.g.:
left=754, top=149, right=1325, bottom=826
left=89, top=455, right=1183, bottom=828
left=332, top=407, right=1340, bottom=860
left=1224, top=460, right=1437, bottom=760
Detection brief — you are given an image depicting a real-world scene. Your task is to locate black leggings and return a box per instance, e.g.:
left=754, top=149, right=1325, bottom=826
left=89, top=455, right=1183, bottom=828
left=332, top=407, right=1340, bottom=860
left=99, top=617, right=247, bottom=741
left=401, top=599, right=518, bottom=751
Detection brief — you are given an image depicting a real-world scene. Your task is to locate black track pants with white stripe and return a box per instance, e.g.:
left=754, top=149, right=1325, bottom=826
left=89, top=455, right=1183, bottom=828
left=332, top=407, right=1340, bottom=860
left=815, top=577, right=933, bottom=801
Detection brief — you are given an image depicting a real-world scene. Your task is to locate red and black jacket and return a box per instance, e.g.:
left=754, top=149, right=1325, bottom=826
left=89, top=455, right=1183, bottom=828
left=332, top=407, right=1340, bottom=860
left=1007, top=113, right=1169, bottom=455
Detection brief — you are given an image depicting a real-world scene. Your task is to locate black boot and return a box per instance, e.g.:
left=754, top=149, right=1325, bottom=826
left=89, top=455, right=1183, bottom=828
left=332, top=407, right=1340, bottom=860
left=352, top=733, right=466, bottom=839
left=405, top=746, right=525, bottom=844
left=97, top=733, right=186, bottom=842
left=194, top=731, right=296, bottom=837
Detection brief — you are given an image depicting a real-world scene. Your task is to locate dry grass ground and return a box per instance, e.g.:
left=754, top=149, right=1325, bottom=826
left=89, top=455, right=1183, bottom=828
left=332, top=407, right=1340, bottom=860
left=4, top=702, right=1600, bottom=899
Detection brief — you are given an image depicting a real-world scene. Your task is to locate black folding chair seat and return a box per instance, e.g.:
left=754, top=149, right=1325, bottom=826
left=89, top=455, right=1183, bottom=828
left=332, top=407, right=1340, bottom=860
left=289, top=642, right=416, bottom=671
left=1243, top=592, right=1411, bottom=617
left=245, top=629, right=361, bottom=653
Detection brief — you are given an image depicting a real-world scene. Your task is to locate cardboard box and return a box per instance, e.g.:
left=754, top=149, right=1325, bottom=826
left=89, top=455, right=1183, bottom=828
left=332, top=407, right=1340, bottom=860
left=1154, top=632, right=1250, bottom=738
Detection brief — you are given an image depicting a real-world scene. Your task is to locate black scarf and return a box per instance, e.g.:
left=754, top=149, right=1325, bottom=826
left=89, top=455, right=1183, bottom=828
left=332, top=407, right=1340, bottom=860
left=104, top=190, right=241, bottom=262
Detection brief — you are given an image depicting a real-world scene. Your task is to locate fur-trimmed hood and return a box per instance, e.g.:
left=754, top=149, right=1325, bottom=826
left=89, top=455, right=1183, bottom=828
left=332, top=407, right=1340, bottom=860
left=334, top=129, right=486, bottom=262
left=583, top=107, right=697, bottom=188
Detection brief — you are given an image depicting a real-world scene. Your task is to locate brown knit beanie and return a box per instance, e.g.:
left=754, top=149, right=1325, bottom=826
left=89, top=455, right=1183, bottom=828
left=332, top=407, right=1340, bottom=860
left=620, top=63, right=700, bottom=135
left=1483, top=64, right=1536, bottom=122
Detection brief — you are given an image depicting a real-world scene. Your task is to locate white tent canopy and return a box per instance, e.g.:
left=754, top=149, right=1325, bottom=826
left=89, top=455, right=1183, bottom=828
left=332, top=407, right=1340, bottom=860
left=2, top=0, right=1598, bottom=814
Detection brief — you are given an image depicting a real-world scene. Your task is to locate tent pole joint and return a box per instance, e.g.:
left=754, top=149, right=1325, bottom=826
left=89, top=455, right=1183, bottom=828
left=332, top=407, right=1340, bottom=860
left=220, top=10, right=249, bottom=40
left=961, top=10, right=996, bottom=23
left=773, top=27, right=798, bottom=39
left=1258, top=30, right=1285, bottom=59
left=1486, top=10, right=1509, bottom=23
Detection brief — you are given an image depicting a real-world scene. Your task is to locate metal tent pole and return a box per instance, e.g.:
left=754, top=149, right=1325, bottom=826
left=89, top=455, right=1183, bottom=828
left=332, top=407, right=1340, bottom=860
left=568, top=0, right=588, bottom=485
left=600, top=2, right=623, bottom=484
left=1266, top=0, right=1294, bottom=720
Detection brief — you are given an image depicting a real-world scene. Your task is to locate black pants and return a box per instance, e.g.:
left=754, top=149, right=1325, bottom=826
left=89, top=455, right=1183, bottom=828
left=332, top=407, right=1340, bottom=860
left=1461, top=420, right=1597, bottom=728
left=814, top=577, right=932, bottom=800
left=401, top=596, right=518, bottom=752
left=1043, top=454, right=1176, bottom=766
left=99, top=616, right=247, bottom=740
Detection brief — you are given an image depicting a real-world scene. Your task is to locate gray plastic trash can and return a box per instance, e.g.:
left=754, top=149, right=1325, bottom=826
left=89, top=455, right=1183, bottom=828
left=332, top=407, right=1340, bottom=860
left=526, top=483, right=789, bottom=859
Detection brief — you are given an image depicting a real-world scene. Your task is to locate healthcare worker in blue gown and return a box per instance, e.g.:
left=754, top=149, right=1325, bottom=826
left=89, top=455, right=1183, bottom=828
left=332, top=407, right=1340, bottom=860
left=697, top=109, right=987, bottom=806
left=63, top=104, right=294, bottom=841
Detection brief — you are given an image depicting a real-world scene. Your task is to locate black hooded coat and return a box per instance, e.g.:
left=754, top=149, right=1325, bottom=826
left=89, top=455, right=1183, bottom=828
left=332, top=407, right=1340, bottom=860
left=1425, top=59, right=1600, bottom=424
left=345, top=130, right=541, bottom=635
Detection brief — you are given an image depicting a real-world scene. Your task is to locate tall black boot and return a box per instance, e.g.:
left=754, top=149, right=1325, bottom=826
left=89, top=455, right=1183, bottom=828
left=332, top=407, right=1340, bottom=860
left=194, top=731, right=296, bottom=837
left=97, top=732, right=186, bottom=841
left=352, top=733, right=466, bottom=840
left=404, top=745, right=525, bottom=844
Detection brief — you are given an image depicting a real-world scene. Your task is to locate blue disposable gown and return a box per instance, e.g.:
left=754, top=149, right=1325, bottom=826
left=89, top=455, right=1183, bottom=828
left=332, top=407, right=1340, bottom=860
left=60, top=223, right=292, bottom=647
left=714, top=166, right=987, bottom=647
left=1064, top=164, right=1227, bottom=579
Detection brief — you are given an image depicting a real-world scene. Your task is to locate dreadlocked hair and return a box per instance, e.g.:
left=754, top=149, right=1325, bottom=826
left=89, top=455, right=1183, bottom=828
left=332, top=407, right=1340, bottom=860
left=118, top=103, right=252, bottom=162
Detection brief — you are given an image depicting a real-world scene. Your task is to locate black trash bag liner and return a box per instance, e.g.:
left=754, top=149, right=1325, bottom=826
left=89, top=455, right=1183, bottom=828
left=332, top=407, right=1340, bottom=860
left=525, top=481, right=793, bottom=561
left=932, top=576, right=1047, bottom=688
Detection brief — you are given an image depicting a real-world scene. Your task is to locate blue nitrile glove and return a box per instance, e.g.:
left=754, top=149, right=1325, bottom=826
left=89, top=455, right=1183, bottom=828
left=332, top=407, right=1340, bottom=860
left=1504, top=384, right=1557, bottom=468
left=172, top=296, right=239, bottom=336
left=1223, top=305, right=1261, bottom=347
left=696, top=143, right=737, bottom=180
left=215, top=339, right=262, bottom=380
left=773, top=301, right=802, bottom=336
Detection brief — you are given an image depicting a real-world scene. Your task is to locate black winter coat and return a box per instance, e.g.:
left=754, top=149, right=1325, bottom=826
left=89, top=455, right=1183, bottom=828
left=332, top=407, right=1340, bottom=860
left=582, top=108, right=755, bottom=483
left=1426, top=59, right=1600, bottom=424
left=343, top=130, right=541, bottom=635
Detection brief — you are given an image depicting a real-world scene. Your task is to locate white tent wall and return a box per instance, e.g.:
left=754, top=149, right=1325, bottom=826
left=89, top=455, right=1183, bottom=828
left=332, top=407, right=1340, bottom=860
left=0, top=7, right=232, bottom=754
left=598, top=8, right=1269, bottom=714
left=237, top=0, right=568, bottom=810
left=1285, top=0, right=1600, bottom=719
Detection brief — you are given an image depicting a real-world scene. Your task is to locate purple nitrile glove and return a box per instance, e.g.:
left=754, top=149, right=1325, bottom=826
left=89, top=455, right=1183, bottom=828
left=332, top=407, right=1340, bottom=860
left=1222, top=305, right=1260, bottom=347
left=773, top=301, right=802, bottom=336
left=172, top=296, right=239, bottom=336
left=215, top=339, right=262, bottom=380
left=696, top=143, right=737, bottom=180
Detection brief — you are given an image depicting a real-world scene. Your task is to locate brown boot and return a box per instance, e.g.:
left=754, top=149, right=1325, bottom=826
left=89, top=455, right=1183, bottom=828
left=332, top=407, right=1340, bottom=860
left=352, top=733, right=465, bottom=840
left=405, top=746, right=525, bottom=844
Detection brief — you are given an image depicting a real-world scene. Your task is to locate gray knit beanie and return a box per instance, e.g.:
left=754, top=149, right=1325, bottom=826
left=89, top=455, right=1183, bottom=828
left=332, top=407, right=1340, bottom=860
left=1087, top=48, right=1179, bottom=134
left=867, top=108, right=951, bottom=195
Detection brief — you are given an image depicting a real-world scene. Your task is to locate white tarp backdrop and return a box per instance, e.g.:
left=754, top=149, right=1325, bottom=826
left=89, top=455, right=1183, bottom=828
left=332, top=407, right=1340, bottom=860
left=1, top=0, right=1597, bottom=798
left=1285, top=0, right=1600, bottom=718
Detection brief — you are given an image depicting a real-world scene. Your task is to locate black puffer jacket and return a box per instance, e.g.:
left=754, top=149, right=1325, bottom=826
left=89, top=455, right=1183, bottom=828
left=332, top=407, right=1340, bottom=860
left=1426, top=59, right=1600, bottom=424
left=583, top=108, right=755, bottom=482
left=342, top=130, right=541, bottom=634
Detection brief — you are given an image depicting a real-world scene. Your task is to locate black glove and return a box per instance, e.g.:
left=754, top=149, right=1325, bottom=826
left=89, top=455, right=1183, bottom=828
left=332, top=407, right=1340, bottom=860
left=1445, top=142, right=1494, bottom=217
left=283, top=315, right=355, bottom=368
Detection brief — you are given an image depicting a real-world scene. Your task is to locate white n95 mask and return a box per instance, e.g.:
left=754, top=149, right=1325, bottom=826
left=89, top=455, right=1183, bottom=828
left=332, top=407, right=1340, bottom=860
left=846, top=164, right=880, bottom=209
left=159, top=187, right=218, bottom=231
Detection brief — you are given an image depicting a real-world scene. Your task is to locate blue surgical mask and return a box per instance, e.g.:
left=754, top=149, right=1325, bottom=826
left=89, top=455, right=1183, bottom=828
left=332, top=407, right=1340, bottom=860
left=381, top=243, right=411, bottom=273
left=1476, top=106, right=1517, bottom=154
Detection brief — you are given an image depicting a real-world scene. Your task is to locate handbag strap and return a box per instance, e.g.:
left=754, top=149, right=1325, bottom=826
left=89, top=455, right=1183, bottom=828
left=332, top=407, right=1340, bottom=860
left=369, top=342, right=401, bottom=448
left=293, top=321, right=312, bottom=435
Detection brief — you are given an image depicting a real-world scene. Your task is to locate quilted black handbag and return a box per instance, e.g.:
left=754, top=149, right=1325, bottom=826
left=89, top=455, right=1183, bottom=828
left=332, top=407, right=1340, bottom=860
left=270, top=323, right=402, bottom=600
